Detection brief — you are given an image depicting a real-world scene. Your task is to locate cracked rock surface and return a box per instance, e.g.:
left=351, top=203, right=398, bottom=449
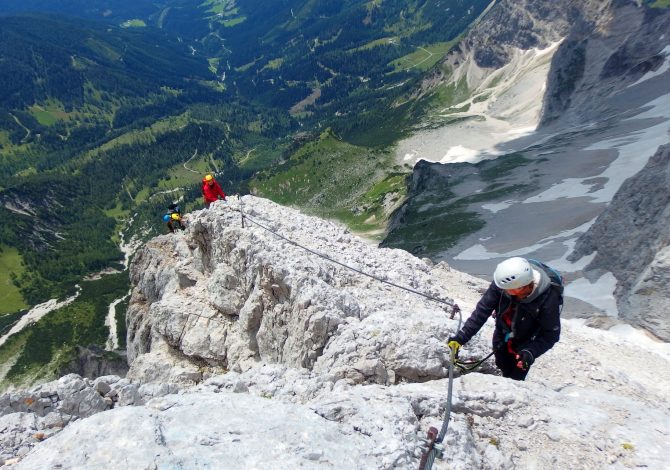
left=2, top=197, right=668, bottom=469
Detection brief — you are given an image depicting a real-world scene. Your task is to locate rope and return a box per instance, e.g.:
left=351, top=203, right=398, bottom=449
left=238, top=194, right=245, bottom=228
left=454, top=350, right=495, bottom=372
left=241, top=212, right=459, bottom=311
left=237, top=208, right=466, bottom=470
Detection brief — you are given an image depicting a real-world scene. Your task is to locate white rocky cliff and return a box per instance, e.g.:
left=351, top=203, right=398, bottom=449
left=0, top=197, right=668, bottom=469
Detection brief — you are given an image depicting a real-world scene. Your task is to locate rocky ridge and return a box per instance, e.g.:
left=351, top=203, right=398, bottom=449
left=124, top=197, right=476, bottom=385
left=0, top=197, right=667, bottom=469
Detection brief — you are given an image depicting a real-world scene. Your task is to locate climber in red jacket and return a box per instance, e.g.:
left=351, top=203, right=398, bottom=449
left=201, top=174, right=226, bottom=208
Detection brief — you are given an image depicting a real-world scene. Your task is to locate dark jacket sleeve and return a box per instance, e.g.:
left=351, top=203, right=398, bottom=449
left=454, top=282, right=501, bottom=345
left=522, top=289, right=562, bottom=359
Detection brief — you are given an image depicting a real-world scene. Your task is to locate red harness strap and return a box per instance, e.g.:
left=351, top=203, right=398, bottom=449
left=501, top=304, right=518, bottom=355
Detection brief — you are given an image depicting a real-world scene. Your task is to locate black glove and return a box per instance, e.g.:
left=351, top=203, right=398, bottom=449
left=515, top=350, right=534, bottom=370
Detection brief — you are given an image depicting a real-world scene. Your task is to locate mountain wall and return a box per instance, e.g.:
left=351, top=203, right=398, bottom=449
left=569, top=144, right=670, bottom=340
left=0, top=197, right=668, bottom=468
left=540, top=1, right=670, bottom=125
left=422, top=0, right=611, bottom=100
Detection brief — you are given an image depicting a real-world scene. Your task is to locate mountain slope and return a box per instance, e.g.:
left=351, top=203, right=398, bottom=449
left=382, top=0, right=670, bottom=334
left=0, top=1, right=496, bottom=387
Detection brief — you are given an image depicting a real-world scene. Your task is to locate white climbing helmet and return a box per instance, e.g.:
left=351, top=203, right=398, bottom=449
left=493, top=257, right=533, bottom=290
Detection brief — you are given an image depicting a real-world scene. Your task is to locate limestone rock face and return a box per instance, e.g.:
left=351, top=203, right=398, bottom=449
left=1, top=197, right=669, bottom=469
left=0, top=373, right=178, bottom=462
left=569, top=144, right=670, bottom=339
left=424, top=0, right=614, bottom=96
left=125, top=197, right=484, bottom=385
left=13, top=392, right=381, bottom=470
left=457, top=0, right=576, bottom=69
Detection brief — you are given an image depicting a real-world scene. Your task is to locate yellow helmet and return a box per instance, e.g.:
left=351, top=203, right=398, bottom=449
left=204, top=174, right=213, bottom=182
left=171, top=213, right=180, bottom=221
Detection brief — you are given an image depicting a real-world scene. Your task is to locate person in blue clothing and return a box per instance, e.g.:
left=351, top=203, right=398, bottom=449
left=448, top=257, right=562, bottom=381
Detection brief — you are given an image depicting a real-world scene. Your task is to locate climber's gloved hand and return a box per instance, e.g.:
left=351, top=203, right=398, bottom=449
left=447, top=337, right=461, bottom=356
left=515, top=350, right=534, bottom=370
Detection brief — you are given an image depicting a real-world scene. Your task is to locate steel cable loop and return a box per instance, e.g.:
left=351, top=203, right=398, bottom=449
left=439, top=347, right=457, bottom=441
left=241, top=212, right=463, bottom=321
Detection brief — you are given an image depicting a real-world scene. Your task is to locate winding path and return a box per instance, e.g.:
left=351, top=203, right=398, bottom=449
left=183, top=148, right=199, bottom=173
left=9, top=113, right=31, bottom=143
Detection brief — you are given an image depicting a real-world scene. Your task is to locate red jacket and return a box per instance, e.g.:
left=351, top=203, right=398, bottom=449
left=202, top=180, right=226, bottom=203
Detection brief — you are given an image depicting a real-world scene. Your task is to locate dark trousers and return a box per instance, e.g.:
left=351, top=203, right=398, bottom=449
left=494, top=347, right=529, bottom=381
left=167, top=220, right=185, bottom=233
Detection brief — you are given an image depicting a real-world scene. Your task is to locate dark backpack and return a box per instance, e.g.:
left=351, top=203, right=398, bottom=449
left=528, top=259, right=564, bottom=311
left=168, top=203, right=182, bottom=215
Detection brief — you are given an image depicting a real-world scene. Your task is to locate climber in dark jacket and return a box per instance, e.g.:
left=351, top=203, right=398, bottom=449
left=448, top=257, right=562, bottom=381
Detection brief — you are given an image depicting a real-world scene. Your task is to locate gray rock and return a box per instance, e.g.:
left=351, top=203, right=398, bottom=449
left=124, top=197, right=467, bottom=386
left=59, top=346, right=128, bottom=380
left=570, top=145, right=670, bottom=339
left=59, top=387, right=107, bottom=418
left=93, top=380, right=111, bottom=396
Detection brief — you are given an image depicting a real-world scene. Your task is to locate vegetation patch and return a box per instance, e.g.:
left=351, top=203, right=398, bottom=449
left=0, top=333, right=28, bottom=391
left=208, top=58, right=220, bottom=75
left=263, top=58, right=284, bottom=71
left=0, top=130, right=11, bottom=149
left=328, top=172, right=408, bottom=236
left=350, top=37, right=399, bottom=52
left=0, top=310, right=27, bottom=338
left=473, top=92, right=491, bottom=104
left=382, top=190, right=485, bottom=257
left=29, top=104, right=71, bottom=127
left=203, top=0, right=239, bottom=16
left=477, top=152, right=532, bottom=182
left=115, top=296, right=129, bottom=349
left=0, top=245, right=28, bottom=314
left=389, top=40, right=460, bottom=73
left=428, top=76, right=471, bottom=109
left=85, top=38, right=122, bottom=61
left=0, top=273, right=129, bottom=388
left=120, top=19, right=147, bottom=28
left=221, top=16, right=246, bottom=27
left=251, top=130, right=403, bottom=233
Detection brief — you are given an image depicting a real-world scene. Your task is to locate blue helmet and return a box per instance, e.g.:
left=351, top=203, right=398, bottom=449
left=163, top=214, right=171, bottom=222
